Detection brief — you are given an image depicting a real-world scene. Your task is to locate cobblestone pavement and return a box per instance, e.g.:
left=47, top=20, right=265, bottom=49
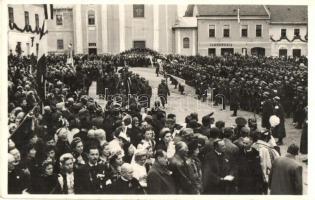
left=89, top=67, right=308, bottom=194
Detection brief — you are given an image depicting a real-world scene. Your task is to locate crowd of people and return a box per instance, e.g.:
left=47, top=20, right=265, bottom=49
left=7, top=50, right=306, bottom=195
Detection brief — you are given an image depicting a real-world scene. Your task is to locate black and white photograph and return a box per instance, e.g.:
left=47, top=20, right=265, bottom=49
left=2, top=0, right=312, bottom=197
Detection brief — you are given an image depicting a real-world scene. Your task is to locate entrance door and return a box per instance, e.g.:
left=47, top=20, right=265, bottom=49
left=221, top=48, right=234, bottom=56
left=208, top=48, right=216, bottom=56
left=242, top=48, right=247, bottom=56
left=279, top=49, right=287, bottom=57
left=88, top=48, right=97, bottom=55
left=251, top=47, right=265, bottom=57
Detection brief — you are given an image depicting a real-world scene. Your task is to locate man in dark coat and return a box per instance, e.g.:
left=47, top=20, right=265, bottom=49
left=110, top=163, right=145, bottom=194
left=8, top=154, right=30, bottom=194
left=261, top=93, right=274, bottom=129
left=237, top=137, right=264, bottom=194
left=157, top=79, right=170, bottom=108
left=230, top=86, right=240, bottom=116
left=75, top=146, right=113, bottom=194
left=147, top=150, right=177, bottom=194
left=269, top=144, right=303, bottom=195
left=169, top=141, right=197, bottom=194
left=202, top=139, right=236, bottom=194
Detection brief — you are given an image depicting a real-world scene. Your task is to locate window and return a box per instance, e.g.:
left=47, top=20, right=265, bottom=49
left=256, top=25, right=262, bottom=37
left=89, top=43, right=96, bottom=47
left=208, top=48, right=216, bottom=56
left=279, top=49, right=287, bottom=57
left=294, top=29, right=300, bottom=37
left=25, top=11, right=29, bottom=25
left=223, top=25, right=230, bottom=37
left=56, top=15, right=63, bottom=25
left=241, top=25, right=248, bottom=37
left=133, top=5, right=144, bottom=18
left=183, top=38, right=190, bottom=48
left=281, top=29, right=287, bottom=37
left=133, top=41, right=146, bottom=48
left=293, top=49, right=301, bottom=57
left=8, top=7, right=14, bottom=23
left=209, top=25, right=215, bottom=37
left=88, top=10, right=95, bottom=25
left=57, top=39, right=64, bottom=50
left=35, top=14, right=39, bottom=27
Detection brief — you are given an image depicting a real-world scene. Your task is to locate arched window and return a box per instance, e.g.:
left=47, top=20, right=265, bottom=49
left=88, top=10, right=95, bottom=25
left=183, top=37, right=190, bottom=49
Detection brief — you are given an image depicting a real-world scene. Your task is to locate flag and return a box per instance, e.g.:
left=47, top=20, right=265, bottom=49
left=10, top=112, right=34, bottom=154
left=36, top=54, right=47, bottom=101
left=237, top=8, right=240, bottom=23
left=36, top=4, right=53, bottom=102
left=44, top=4, right=54, bottom=20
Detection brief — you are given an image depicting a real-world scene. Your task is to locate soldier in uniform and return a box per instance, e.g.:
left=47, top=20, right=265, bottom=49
left=157, top=79, right=170, bottom=108
left=155, top=61, right=160, bottom=77
left=261, top=92, right=274, bottom=129
left=230, top=85, right=240, bottom=117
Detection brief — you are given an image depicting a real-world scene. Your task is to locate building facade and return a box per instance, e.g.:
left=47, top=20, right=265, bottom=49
left=7, top=4, right=47, bottom=56
left=176, top=4, right=307, bottom=57
left=47, top=7, right=74, bottom=55
left=47, top=4, right=178, bottom=55
left=12, top=4, right=305, bottom=57
left=268, top=6, right=308, bottom=57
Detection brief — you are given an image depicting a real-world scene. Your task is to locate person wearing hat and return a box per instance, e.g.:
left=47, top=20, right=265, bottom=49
left=230, top=85, right=240, bottom=116
left=157, top=79, right=170, bottom=108
left=261, top=93, right=274, bottom=129
left=269, top=144, right=302, bottom=195
left=155, top=128, right=174, bottom=156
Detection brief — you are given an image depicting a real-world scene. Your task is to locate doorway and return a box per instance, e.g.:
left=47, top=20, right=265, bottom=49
left=88, top=48, right=97, bottom=55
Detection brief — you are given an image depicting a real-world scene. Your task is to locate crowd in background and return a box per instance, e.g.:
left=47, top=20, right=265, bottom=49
left=7, top=49, right=306, bottom=195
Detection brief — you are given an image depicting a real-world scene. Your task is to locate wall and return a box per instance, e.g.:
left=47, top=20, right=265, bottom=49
left=47, top=8, right=74, bottom=54
left=174, top=28, right=197, bottom=55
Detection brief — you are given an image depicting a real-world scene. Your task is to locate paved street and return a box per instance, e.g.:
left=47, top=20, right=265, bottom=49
left=89, top=67, right=308, bottom=194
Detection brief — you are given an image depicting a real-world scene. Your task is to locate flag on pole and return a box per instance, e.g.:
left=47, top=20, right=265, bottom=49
left=44, top=4, right=54, bottom=20
left=36, top=4, right=53, bottom=102
left=237, top=7, right=240, bottom=23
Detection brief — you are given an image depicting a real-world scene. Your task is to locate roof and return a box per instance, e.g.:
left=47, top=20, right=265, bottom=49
left=173, top=17, right=197, bottom=29
left=53, top=4, right=74, bottom=9
left=267, top=5, right=307, bottom=23
left=185, top=5, right=269, bottom=17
